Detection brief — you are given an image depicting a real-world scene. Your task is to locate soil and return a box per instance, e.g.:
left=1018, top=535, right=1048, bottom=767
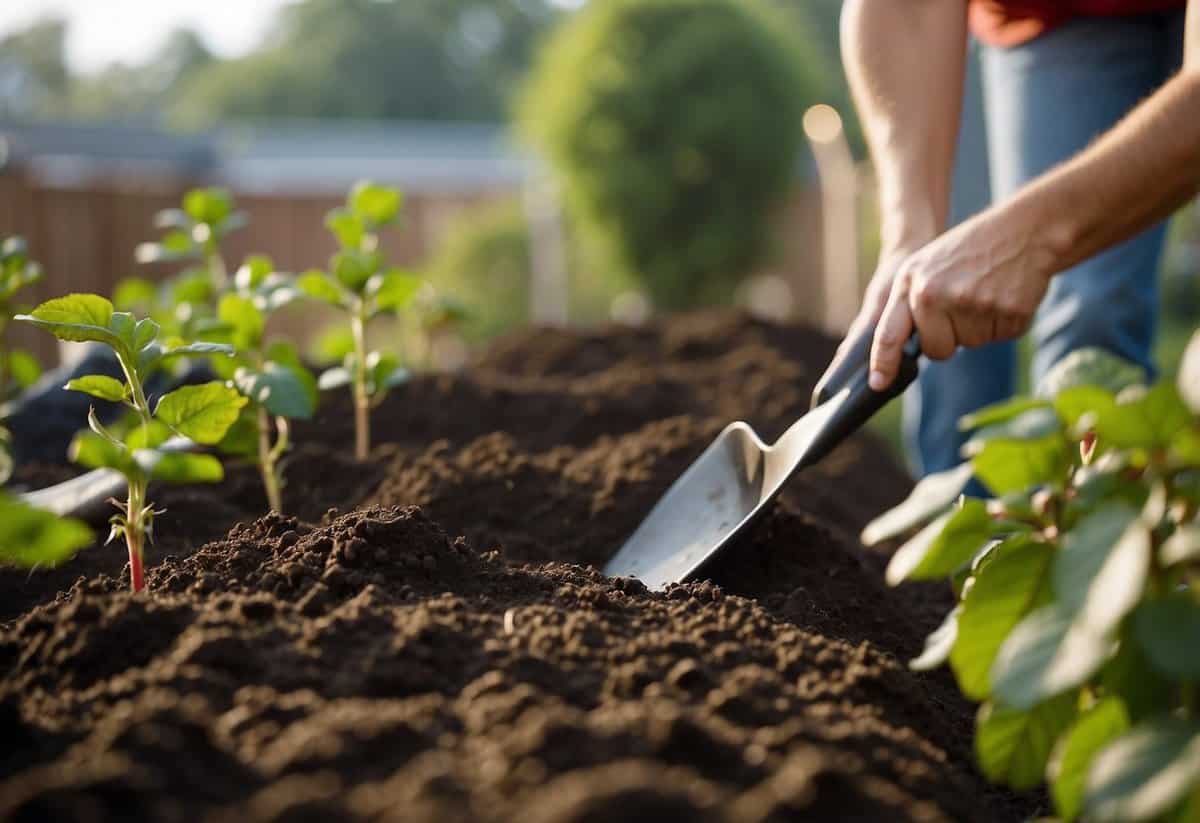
left=0, top=310, right=1030, bottom=822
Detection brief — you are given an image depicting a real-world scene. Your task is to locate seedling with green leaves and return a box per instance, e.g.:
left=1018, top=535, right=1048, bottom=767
left=865, top=345, right=1200, bottom=822
left=17, top=294, right=246, bottom=592
left=297, top=181, right=421, bottom=461
left=122, top=187, right=247, bottom=340
left=211, top=255, right=318, bottom=513
left=0, top=236, right=45, bottom=402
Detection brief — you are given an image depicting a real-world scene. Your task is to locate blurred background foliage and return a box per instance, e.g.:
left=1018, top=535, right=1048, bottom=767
left=0, top=0, right=853, bottom=136
left=519, top=0, right=813, bottom=311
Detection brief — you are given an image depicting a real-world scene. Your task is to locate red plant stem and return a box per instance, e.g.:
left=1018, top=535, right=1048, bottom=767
left=128, top=532, right=144, bottom=593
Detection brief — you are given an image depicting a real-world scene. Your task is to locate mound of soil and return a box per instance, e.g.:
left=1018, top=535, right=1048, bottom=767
left=0, top=311, right=1026, bottom=821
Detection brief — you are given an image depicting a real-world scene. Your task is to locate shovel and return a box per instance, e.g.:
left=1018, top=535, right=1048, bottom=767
left=604, top=326, right=920, bottom=589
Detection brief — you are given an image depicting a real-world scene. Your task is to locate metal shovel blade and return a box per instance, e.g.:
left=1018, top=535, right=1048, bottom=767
left=602, top=390, right=848, bottom=590
left=603, top=325, right=921, bottom=591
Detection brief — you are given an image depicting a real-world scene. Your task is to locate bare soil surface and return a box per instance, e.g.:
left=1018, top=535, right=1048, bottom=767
left=0, top=311, right=1027, bottom=822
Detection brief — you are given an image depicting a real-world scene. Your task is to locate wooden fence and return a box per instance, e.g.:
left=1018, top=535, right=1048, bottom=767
left=0, top=169, right=831, bottom=368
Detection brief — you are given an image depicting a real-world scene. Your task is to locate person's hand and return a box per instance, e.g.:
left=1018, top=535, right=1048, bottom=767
left=821, top=248, right=917, bottom=386
left=869, top=208, right=1055, bottom=391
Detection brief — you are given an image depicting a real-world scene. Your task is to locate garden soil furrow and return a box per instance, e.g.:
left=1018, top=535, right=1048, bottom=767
left=0, top=311, right=1028, bottom=822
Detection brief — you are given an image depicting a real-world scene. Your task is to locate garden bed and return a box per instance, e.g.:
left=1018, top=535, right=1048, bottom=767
left=0, top=311, right=1027, bottom=821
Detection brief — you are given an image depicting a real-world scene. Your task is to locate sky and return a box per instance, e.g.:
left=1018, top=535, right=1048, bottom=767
left=1, top=0, right=585, bottom=74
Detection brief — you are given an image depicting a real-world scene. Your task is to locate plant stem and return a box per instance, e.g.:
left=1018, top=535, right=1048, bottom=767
left=257, top=406, right=283, bottom=513
left=126, top=476, right=146, bottom=593
left=352, top=305, right=370, bottom=462
left=116, top=352, right=152, bottom=593
left=206, top=242, right=227, bottom=291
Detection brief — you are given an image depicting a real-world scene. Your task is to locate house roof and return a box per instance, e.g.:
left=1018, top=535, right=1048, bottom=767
left=0, top=118, right=531, bottom=193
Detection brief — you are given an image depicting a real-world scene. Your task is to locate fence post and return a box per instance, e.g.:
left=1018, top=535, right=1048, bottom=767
left=804, top=104, right=860, bottom=336
left=523, top=171, right=569, bottom=327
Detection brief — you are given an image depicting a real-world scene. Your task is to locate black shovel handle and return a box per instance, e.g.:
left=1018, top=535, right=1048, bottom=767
left=811, top=324, right=921, bottom=409
left=800, top=324, right=922, bottom=468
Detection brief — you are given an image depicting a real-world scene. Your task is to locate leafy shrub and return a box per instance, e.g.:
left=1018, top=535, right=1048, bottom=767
left=866, top=342, right=1200, bottom=822
left=520, top=0, right=815, bottom=310
left=0, top=236, right=44, bottom=402
left=297, top=181, right=421, bottom=461
left=17, top=295, right=244, bottom=592
left=422, top=199, right=637, bottom=340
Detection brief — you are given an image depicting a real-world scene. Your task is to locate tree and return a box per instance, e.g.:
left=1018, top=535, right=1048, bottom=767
left=170, top=0, right=562, bottom=125
left=0, top=18, right=70, bottom=118
left=520, top=0, right=821, bottom=310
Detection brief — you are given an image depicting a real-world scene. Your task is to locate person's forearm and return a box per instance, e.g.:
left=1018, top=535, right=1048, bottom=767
left=1004, top=46, right=1200, bottom=279
left=841, top=0, right=967, bottom=252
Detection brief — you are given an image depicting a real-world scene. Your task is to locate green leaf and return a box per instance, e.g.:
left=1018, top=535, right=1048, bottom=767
left=910, top=606, right=960, bottom=672
left=1049, top=698, right=1131, bottom=821
left=976, top=693, right=1078, bottom=790
left=310, top=325, right=356, bottom=364
left=163, top=341, right=236, bottom=359
left=971, top=435, right=1068, bottom=497
left=1038, top=347, right=1147, bottom=398
left=17, top=294, right=122, bottom=350
left=154, top=382, right=247, bottom=445
left=1054, top=385, right=1117, bottom=435
left=183, top=187, right=233, bottom=225
left=1054, top=505, right=1151, bottom=635
left=264, top=340, right=303, bottom=371
left=325, top=207, right=366, bottom=250
left=218, top=293, right=264, bottom=351
left=69, top=431, right=134, bottom=474
left=152, top=207, right=190, bottom=231
left=124, top=420, right=173, bottom=450
left=0, top=495, right=93, bottom=569
left=991, top=605, right=1116, bottom=710
left=234, top=255, right=275, bottom=291
left=1099, top=632, right=1173, bottom=726
left=1133, top=596, right=1200, bottom=680
left=169, top=269, right=213, bottom=305
left=112, top=277, right=158, bottom=311
left=1085, top=720, right=1200, bottom=823
left=368, top=269, right=422, bottom=313
left=884, top=498, right=993, bottom=585
left=1162, top=524, right=1200, bottom=566
left=217, top=409, right=259, bottom=459
left=296, top=270, right=345, bottom=306
left=332, top=250, right=379, bottom=292
left=135, top=450, right=224, bottom=484
left=7, top=349, right=41, bottom=388
left=65, top=375, right=128, bottom=403
left=960, top=397, right=1054, bottom=432
left=1095, top=381, right=1194, bottom=449
left=951, top=536, right=1054, bottom=700
left=133, top=317, right=160, bottom=353
left=234, top=362, right=317, bottom=420
left=864, top=463, right=976, bottom=546
left=348, top=180, right=402, bottom=226
left=963, top=407, right=1063, bottom=457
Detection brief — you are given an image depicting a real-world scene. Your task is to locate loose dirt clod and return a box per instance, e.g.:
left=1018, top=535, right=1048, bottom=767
left=0, top=311, right=1029, bottom=821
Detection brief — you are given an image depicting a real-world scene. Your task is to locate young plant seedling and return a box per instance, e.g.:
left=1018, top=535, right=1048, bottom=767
left=297, top=181, right=421, bottom=461
left=125, top=188, right=247, bottom=340
left=212, top=255, right=318, bottom=513
left=864, top=345, right=1200, bottom=823
left=17, top=294, right=246, bottom=592
left=0, top=236, right=45, bottom=402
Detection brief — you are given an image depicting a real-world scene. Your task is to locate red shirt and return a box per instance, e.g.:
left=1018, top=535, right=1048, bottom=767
left=969, top=0, right=1187, bottom=46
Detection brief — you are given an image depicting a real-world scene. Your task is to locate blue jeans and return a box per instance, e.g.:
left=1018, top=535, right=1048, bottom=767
left=904, top=11, right=1187, bottom=478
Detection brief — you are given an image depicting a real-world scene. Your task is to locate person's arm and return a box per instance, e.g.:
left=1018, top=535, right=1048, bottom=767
left=869, top=0, right=1200, bottom=390
left=831, top=0, right=967, bottom=369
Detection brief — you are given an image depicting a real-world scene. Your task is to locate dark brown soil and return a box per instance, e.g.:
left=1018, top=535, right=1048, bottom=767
left=0, top=311, right=1026, bottom=822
